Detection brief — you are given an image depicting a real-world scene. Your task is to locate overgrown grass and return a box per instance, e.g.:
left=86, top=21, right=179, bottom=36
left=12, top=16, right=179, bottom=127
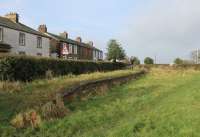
left=0, top=69, right=139, bottom=127
left=1, top=68, right=200, bottom=137
left=2, top=68, right=200, bottom=137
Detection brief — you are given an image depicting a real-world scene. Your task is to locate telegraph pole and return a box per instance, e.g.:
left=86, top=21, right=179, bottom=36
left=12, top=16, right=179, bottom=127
left=154, top=53, right=157, bottom=64
left=197, top=49, right=199, bottom=64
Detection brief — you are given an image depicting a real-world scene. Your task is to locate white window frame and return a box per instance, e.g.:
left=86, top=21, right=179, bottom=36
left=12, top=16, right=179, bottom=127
left=37, top=36, right=42, bottom=48
left=69, top=44, right=73, bottom=54
left=19, top=32, right=25, bottom=46
left=95, top=50, right=98, bottom=58
left=93, top=50, right=95, bottom=59
left=74, top=45, right=78, bottom=54
left=0, top=28, right=3, bottom=42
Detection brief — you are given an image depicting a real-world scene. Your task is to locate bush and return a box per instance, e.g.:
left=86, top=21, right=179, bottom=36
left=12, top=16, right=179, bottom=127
left=174, top=58, right=184, bottom=65
left=144, top=57, right=154, bottom=65
left=130, top=56, right=140, bottom=65
left=0, top=56, right=126, bottom=81
left=10, top=109, right=41, bottom=129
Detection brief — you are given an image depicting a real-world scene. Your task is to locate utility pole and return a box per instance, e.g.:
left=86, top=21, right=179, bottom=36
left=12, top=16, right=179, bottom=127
left=197, top=49, right=199, bottom=64
left=154, top=53, right=157, bottom=64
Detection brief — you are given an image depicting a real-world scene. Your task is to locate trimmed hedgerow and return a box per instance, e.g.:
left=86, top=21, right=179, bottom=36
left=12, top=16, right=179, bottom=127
left=0, top=56, right=126, bottom=81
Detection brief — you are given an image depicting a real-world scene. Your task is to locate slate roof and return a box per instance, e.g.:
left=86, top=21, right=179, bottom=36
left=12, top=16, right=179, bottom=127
left=0, top=16, right=49, bottom=38
left=45, top=32, right=98, bottom=50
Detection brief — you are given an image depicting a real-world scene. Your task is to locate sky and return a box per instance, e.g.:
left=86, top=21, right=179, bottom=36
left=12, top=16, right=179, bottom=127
left=0, top=0, right=200, bottom=63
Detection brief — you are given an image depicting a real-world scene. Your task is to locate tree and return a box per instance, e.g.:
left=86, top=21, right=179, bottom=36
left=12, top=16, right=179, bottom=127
left=144, top=57, right=154, bottom=64
left=174, top=58, right=184, bottom=65
left=106, top=39, right=126, bottom=62
left=130, top=56, right=140, bottom=65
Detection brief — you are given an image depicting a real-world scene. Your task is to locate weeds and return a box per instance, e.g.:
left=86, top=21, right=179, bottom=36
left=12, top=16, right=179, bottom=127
left=41, top=95, right=68, bottom=120
left=10, top=109, right=41, bottom=129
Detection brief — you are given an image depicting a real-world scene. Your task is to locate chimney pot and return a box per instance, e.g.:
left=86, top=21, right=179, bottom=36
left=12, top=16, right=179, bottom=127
left=76, top=37, right=82, bottom=43
left=88, top=41, right=94, bottom=47
left=5, top=12, right=19, bottom=23
left=38, top=24, right=47, bottom=33
left=60, top=31, right=68, bottom=39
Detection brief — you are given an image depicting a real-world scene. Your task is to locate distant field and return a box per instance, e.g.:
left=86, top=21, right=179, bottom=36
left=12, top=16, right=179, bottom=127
left=1, top=68, right=200, bottom=137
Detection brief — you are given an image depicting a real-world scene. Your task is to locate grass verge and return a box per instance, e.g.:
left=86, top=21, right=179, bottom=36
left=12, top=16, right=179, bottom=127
left=0, top=69, right=139, bottom=127
left=1, top=68, right=199, bottom=137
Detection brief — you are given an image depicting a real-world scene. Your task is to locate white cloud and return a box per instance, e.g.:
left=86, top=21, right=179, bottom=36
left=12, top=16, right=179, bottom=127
left=120, top=0, right=200, bottom=63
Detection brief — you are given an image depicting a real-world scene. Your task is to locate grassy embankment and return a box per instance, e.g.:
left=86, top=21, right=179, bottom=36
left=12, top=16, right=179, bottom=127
left=0, top=69, right=139, bottom=127
left=2, top=67, right=200, bottom=137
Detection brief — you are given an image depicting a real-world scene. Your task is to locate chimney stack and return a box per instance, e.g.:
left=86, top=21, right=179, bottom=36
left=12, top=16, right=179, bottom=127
left=88, top=41, right=94, bottom=47
left=60, top=31, right=68, bottom=39
left=5, top=12, right=19, bottom=23
left=76, top=37, right=82, bottom=43
left=38, top=25, right=47, bottom=33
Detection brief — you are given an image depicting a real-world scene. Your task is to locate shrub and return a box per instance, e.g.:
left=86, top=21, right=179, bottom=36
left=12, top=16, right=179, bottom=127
left=0, top=56, right=126, bottom=81
left=174, top=58, right=184, bottom=65
left=130, top=56, right=140, bottom=65
left=10, top=109, right=41, bottom=129
left=144, top=57, right=154, bottom=65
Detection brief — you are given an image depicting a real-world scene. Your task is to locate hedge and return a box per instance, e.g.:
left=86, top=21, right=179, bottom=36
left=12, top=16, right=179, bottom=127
left=0, top=56, right=126, bottom=81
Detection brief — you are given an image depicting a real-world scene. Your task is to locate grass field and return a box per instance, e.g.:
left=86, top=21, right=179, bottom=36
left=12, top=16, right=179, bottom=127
left=1, top=68, right=200, bottom=137
left=0, top=69, right=139, bottom=128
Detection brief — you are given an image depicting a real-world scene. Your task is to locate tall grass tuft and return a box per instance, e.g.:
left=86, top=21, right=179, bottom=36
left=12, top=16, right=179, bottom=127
left=41, top=95, right=69, bottom=120
left=45, top=70, right=54, bottom=80
left=0, top=81, right=23, bottom=93
left=10, top=109, right=41, bottom=129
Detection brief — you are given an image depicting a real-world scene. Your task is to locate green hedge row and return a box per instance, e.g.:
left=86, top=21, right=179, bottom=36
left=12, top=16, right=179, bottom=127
left=0, top=56, right=126, bottom=81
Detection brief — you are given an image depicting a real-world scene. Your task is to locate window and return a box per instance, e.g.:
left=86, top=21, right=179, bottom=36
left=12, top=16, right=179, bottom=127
left=74, top=45, right=78, bottom=54
left=99, top=52, right=101, bottom=59
left=93, top=50, right=95, bottom=59
left=37, top=53, right=42, bottom=56
left=95, top=50, right=98, bottom=58
left=69, top=44, right=73, bottom=54
left=19, top=33, right=25, bottom=46
left=101, top=52, right=103, bottom=59
left=18, top=51, right=26, bottom=55
left=37, top=37, right=42, bottom=48
left=0, top=28, right=3, bottom=42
